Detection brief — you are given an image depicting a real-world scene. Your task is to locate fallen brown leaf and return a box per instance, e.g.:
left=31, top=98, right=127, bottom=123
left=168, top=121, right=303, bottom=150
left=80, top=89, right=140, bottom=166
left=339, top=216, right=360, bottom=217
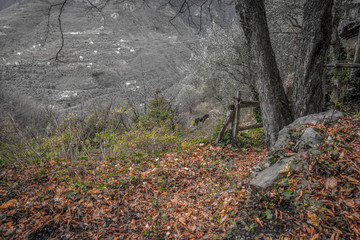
left=325, top=176, right=338, bottom=190
left=0, top=199, right=17, bottom=209
left=343, top=198, right=355, bottom=208
left=255, top=217, right=263, bottom=228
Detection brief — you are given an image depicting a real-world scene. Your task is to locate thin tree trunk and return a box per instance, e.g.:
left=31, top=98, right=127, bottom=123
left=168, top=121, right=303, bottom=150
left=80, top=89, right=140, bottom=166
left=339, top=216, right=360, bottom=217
left=354, top=33, right=360, bottom=63
left=347, top=29, right=360, bottom=100
left=292, top=0, right=334, bottom=119
left=332, top=0, right=347, bottom=62
left=236, top=0, right=293, bottom=149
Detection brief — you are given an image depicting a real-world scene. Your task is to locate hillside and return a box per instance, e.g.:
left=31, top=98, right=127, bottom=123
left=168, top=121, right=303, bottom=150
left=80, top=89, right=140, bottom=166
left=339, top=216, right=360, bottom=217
left=0, top=0, right=197, bottom=116
left=0, top=108, right=359, bottom=239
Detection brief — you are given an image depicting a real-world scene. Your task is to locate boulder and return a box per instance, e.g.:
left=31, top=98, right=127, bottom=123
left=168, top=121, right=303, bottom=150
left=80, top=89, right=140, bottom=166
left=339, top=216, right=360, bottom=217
left=271, top=110, right=343, bottom=153
left=250, top=110, right=343, bottom=191
left=250, top=156, right=297, bottom=190
left=296, top=128, right=322, bottom=149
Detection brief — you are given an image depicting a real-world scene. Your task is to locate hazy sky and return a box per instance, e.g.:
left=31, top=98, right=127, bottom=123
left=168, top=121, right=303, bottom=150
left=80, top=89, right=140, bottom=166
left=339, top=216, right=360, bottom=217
left=0, top=0, right=21, bottom=11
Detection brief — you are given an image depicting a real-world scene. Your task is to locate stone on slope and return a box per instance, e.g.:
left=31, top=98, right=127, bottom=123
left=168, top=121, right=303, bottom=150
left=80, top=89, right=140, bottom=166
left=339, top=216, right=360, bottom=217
left=250, top=156, right=297, bottom=190
left=296, top=128, right=322, bottom=149
left=250, top=110, right=343, bottom=191
left=271, top=110, right=343, bottom=153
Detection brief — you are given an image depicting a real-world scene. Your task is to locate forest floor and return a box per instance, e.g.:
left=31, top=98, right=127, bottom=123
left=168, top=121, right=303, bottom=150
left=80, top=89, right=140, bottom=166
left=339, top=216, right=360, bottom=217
left=0, top=117, right=359, bottom=239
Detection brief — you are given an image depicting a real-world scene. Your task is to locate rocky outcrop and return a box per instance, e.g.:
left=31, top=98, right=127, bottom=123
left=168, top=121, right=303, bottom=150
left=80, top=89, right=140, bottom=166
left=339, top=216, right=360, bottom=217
left=250, top=110, right=344, bottom=191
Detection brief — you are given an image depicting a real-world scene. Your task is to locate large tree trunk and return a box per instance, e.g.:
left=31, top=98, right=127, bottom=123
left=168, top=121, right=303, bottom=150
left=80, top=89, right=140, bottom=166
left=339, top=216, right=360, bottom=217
left=236, top=0, right=293, bottom=149
left=292, top=0, right=334, bottom=119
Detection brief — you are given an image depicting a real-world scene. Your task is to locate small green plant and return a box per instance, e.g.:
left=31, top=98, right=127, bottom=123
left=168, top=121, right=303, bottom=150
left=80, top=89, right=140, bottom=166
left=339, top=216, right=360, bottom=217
left=79, top=153, right=88, bottom=160
left=143, top=226, right=154, bottom=236
left=220, top=132, right=234, bottom=145
left=148, top=89, right=177, bottom=129
left=253, top=106, right=262, bottom=124
left=268, top=156, right=278, bottom=166
left=263, top=209, right=273, bottom=220
left=152, top=197, right=159, bottom=208
left=187, top=137, right=210, bottom=145
left=161, top=214, right=169, bottom=221
left=249, top=223, right=256, bottom=232
left=213, top=213, right=221, bottom=222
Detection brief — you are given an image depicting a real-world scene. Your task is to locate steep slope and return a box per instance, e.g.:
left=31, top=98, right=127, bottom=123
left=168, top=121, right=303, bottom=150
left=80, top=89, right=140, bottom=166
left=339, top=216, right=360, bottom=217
left=0, top=0, right=197, bottom=115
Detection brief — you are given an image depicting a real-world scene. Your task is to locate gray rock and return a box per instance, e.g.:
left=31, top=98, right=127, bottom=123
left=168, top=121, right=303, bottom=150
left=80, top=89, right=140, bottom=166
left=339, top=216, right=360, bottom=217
left=290, top=109, right=343, bottom=127
left=250, top=156, right=297, bottom=191
left=271, top=110, right=343, bottom=152
left=252, top=156, right=272, bottom=172
left=296, top=128, right=322, bottom=149
left=250, top=110, right=343, bottom=191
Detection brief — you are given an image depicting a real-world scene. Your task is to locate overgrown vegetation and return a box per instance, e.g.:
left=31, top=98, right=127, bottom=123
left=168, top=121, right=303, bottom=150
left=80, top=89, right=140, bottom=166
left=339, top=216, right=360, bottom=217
left=216, top=128, right=265, bottom=149
left=0, top=91, right=180, bottom=167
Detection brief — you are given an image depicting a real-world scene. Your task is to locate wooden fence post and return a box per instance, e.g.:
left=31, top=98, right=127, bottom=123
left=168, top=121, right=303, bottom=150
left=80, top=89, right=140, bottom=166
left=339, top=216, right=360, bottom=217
left=215, top=105, right=235, bottom=144
left=232, top=91, right=241, bottom=138
left=215, top=91, right=262, bottom=144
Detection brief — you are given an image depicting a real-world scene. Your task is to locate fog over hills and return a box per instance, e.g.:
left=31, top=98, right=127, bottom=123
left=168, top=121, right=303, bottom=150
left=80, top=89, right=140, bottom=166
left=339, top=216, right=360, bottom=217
left=1, top=0, right=232, bottom=118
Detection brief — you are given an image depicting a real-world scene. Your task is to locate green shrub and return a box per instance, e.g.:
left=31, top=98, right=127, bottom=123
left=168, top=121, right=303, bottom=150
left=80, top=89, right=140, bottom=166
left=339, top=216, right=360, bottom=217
left=237, top=128, right=265, bottom=148
left=148, top=89, right=177, bottom=130
left=0, top=102, right=181, bottom=167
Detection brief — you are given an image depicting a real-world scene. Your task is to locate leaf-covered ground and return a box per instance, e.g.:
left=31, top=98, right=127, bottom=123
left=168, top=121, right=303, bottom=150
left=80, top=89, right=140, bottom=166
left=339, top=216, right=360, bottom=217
left=225, top=117, right=360, bottom=240
left=286, top=117, right=360, bottom=239
left=0, top=142, right=266, bottom=239
left=1, top=117, right=359, bottom=239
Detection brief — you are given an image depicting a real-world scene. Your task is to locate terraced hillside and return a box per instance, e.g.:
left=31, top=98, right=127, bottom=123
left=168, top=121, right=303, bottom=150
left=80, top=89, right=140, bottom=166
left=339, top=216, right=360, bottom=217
left=0, top=0, right=198, bottom=115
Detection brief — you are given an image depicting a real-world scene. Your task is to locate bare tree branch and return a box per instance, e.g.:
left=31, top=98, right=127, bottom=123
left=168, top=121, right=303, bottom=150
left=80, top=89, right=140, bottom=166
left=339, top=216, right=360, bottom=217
left=84, top=0, right=110, bottom=27
left=167, top=0, right=233, bottom=32
left=55, top=0, right=68, bottom=61
left=44, top=2, right=64, bottom=44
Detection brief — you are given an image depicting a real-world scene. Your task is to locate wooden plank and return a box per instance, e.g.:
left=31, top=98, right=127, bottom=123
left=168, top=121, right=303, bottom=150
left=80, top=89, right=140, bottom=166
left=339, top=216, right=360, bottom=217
left=239, top=101, right=260, bottom=108
left=215, top=91, right=261, bottom=143
left=324, top=63, right=360, bottom=68
left=215, top=109, right=235, bottom=144
left=238, top=123, right=263, bottom=131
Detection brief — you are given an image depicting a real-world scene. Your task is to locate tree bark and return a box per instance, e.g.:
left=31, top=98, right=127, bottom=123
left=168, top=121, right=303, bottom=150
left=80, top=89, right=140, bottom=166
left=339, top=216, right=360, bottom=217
left=236, top=0, right=293, bottom=149
left=292, top=0, right=334, bottom=119
left=332, top=1, right=347, bottom=62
